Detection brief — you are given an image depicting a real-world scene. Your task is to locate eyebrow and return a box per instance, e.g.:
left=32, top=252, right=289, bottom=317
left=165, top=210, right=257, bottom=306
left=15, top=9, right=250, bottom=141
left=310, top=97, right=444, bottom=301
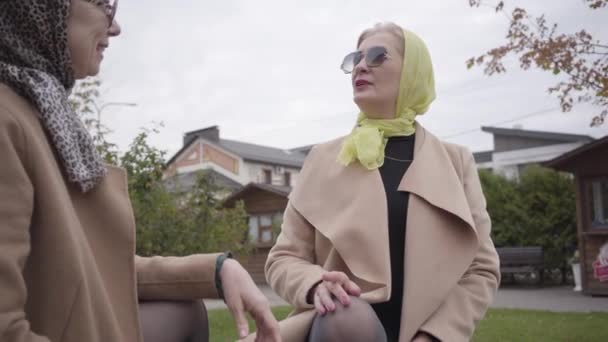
left=357, top=45, right=388, bottom=53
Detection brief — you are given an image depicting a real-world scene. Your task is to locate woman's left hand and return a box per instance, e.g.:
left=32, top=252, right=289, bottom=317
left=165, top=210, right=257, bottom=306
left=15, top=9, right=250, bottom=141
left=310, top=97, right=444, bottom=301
left=312, top=271, right=361, bottom=315
left=220, top=259, right=281, bottom=341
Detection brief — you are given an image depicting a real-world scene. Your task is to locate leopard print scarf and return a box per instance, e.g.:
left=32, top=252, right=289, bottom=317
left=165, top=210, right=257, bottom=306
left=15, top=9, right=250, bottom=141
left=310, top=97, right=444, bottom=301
left=0, top=0, right=110, bottom=192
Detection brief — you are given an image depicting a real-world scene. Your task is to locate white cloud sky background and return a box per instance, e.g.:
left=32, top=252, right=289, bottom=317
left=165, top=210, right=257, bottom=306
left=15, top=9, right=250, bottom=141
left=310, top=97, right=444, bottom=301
left=97, top=0, right=607, bottom=158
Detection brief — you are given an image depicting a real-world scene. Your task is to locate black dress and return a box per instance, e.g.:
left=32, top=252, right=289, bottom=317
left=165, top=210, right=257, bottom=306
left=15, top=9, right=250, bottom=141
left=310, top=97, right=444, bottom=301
left=371, top=135, right=415, bottom=342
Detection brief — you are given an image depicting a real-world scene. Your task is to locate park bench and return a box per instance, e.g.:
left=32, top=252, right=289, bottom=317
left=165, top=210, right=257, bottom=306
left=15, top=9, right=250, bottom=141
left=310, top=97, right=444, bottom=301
left=496, top=246, right=544, bottom=285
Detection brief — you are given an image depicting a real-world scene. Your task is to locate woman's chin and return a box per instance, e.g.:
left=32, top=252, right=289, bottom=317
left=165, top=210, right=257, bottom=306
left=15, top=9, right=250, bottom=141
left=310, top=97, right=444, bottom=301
left=353, top=93, right=377, bottom=110
left=72, top=64, right=101, bottom=80
left=86, top=63, right=102, bottom=77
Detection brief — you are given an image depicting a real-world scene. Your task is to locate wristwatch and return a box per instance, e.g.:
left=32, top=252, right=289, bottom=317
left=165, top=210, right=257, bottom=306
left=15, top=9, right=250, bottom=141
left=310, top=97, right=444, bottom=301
left=215, top=251, right=233, bottom=301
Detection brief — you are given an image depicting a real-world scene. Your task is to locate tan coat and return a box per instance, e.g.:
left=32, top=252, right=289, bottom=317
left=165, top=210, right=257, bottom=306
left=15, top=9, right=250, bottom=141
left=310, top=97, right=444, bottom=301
left=0, top=84, right=221, bottom=342
left=261, top=123, right=500, bottom=342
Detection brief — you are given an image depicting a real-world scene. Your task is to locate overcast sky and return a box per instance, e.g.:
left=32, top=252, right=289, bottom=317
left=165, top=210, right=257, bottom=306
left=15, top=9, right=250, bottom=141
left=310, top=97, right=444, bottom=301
left=96, top=0, right=607, bottom=158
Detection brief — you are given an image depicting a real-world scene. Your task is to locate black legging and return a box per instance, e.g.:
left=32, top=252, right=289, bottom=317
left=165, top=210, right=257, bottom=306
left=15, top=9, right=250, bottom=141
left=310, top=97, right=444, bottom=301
left=307, top=297, right=387, bottom=342
left=139, top=300, right=209, bottom=342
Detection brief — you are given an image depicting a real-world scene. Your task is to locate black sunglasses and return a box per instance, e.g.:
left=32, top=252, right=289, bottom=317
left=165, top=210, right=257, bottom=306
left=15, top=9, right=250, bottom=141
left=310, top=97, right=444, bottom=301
left=340, top=46, right=390, bottom=74
left=104, top=0, right=119, bottom=28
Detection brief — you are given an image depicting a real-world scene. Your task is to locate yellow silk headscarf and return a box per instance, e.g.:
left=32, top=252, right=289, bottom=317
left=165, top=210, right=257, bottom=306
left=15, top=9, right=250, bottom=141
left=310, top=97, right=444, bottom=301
left=337, top=29, right=436, bottom=169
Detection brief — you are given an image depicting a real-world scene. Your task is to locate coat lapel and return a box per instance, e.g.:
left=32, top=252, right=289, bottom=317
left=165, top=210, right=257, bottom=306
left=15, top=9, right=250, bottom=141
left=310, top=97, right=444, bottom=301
left=288, top=123, right=482, bottom=341
left=399, top=123, right=475, bottom=230
left=289, top=137, right=391, bottom=299
left=398, top=124, right=480, bottom=341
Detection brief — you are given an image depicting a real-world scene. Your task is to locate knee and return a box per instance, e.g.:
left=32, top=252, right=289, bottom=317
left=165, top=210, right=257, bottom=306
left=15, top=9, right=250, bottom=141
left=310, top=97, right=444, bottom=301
left=187, top=300, right=208, bottom=325
left=309, top=296, right=386, bottom=342
left=338, top=296, right=373, bottom=312
left=186, top=300, right=208, bottom=342
left=139, top=300, right=209, bottom=342
left=328, top=296, right=375, bottom=319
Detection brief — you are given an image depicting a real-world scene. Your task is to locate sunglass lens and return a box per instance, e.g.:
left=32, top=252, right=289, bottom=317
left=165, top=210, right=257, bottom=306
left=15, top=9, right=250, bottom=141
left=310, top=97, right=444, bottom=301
left=341, top=51, right=359, bottom=74
left=367, top=46, right=388, bottom=67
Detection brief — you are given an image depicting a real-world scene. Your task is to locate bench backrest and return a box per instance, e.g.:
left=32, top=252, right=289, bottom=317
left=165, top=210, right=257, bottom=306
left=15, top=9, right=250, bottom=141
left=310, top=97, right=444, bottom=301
left=496, top=247, right=544, bottom=266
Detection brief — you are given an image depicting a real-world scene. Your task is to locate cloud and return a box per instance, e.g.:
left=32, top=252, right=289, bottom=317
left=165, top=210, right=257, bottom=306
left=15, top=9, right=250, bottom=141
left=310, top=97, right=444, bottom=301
left=97, top=0, right=607, bottom=158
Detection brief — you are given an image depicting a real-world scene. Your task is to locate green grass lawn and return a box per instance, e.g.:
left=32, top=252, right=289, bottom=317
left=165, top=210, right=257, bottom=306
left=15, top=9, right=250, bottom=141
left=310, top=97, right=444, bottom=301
left=208, top=307, right=608, bottom=342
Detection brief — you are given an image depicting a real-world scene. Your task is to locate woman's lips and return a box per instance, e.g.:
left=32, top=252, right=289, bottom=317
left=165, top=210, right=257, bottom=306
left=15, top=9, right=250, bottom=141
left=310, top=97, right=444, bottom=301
left=355, top=79, right=372, bottom=90
left=96, top=44, right=108, bottom=58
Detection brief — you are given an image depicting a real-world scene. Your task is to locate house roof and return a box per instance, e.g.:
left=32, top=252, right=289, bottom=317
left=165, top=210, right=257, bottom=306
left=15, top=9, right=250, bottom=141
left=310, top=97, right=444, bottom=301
left=222, top=182, right=291, bottom=207
left=544, top=135, right=608, bottom=172
left=163, top=169, right=243, bottom=193
left=473, top=150, right=493, bottom=164
left=289, top=144, right=315, bottom=156
left=183, top=125, right=220, bottom=145
left=166, top=136, right=306, bottom=169
left=219, top=139, right=306, bottom=168
left=481, top=126, right=594, bottom=143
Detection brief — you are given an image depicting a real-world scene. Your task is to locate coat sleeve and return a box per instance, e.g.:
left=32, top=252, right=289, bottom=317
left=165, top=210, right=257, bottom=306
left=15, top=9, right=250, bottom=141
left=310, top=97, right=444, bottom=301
left=264, top=202, right=326, bottom=309
left=135, top=253, right=222, bottom=300
left=418, top=147, right=501, bottom=342
left=0, top=107, right=50, bottom=342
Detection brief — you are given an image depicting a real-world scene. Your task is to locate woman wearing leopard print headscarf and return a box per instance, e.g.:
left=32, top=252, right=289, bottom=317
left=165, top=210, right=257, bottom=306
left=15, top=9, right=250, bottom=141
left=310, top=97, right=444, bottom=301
left=0, top=1, right=280, bottom=342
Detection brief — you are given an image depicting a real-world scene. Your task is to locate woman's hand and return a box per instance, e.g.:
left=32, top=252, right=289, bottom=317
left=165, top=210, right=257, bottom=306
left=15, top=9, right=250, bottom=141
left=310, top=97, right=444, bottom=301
left=220, top=259, right=281, bottom=341
left=313, top=271, right=361, bottom=315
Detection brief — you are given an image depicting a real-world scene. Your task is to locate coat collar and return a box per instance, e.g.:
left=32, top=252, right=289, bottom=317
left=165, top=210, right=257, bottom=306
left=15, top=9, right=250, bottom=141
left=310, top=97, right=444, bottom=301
left=289, top=122, right=478, bottom=294
left=400, top=122, right=476, bottom=232
left=290, top=138, right=391, bottom=296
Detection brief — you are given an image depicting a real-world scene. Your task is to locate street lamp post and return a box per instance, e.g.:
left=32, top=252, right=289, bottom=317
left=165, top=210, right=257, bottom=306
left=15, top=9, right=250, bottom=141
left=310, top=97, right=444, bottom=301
left=93, top=101, right=137, bottom=132
left=97, top=101, right=137, bottom=116
left=89, top=102, right=137, bottom=148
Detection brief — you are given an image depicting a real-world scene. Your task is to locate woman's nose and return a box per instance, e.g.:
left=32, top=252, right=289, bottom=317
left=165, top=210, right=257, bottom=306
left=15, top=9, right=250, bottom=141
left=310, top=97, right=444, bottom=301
left=108, top=20, right=121, bottom=37
left=353, top=57, right=369, bottom=75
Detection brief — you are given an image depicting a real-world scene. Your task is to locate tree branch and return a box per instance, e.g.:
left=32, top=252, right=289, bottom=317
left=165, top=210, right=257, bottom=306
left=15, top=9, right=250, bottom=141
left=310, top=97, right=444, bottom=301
left=467, top=1, right=607, bottom=126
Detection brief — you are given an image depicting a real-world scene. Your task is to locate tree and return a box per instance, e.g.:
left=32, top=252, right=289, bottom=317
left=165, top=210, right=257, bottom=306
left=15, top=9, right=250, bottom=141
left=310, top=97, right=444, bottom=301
left=69, top=79, right=252, bottom=257
left=467, top=0, right=608, bottom=126
left=518, top=165, right=577, bottom=280
left=179, top=172, right=251, bottom=255
left=120, top=127, right=167, bottom=196
left=479, top=166, right=577, bottom=283
left=68, top=78, right=119, bottom=164
left=121, top=129, right=251, bottom=257
left=479, top=169, right=526, bottom=247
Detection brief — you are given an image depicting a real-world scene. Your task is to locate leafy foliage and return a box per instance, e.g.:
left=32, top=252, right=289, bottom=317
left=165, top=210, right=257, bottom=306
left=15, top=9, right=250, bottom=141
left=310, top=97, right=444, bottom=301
left=69, top=80, right=251, bottom=257
left=480, top=166, right=577, bottom=270
left=468, top=1, right=607, bottom=126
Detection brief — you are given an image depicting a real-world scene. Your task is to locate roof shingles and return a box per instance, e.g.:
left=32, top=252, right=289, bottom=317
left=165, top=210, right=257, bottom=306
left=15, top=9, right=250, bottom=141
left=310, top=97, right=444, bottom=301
left=217, top=139, right=306, bottom=168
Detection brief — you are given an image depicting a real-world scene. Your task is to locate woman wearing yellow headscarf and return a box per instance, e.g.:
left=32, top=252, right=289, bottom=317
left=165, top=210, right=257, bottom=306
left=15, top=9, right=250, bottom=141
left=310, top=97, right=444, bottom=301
left=251, top=22, right=500, bottom=342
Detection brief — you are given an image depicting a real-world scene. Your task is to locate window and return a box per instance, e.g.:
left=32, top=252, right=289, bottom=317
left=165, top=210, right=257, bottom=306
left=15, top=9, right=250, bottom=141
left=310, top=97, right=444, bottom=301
left=284, top=172, right=291, bottom=186
left=248, top=212, right=282, bottom=245
left=248, top=216, right=259, bottom=243
left=263, top=169, right=272, bottom=184
left=590, top=179, right=608, bottom=228
left=259, top=215, right=273, bottom=243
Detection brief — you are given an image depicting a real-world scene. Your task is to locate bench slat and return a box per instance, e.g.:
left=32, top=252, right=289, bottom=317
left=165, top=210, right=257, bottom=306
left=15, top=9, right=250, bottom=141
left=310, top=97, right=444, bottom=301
left=496, top=247, right=544, bottom=270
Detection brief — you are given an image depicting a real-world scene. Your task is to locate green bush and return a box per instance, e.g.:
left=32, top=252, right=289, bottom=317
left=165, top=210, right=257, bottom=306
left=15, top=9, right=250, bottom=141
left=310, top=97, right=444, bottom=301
left=121, top=131, right=251, bottom=257
left=70, top=80, right=252, bottom=258
left=480, top=166, right=577, bottom=273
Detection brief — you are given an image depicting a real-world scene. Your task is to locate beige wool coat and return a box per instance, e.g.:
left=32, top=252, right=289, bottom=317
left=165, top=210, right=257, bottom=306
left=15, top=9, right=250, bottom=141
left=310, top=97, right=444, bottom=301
left=0, top=83, right=221, bottom=342
left=253, top=123, right=500, bottom=342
